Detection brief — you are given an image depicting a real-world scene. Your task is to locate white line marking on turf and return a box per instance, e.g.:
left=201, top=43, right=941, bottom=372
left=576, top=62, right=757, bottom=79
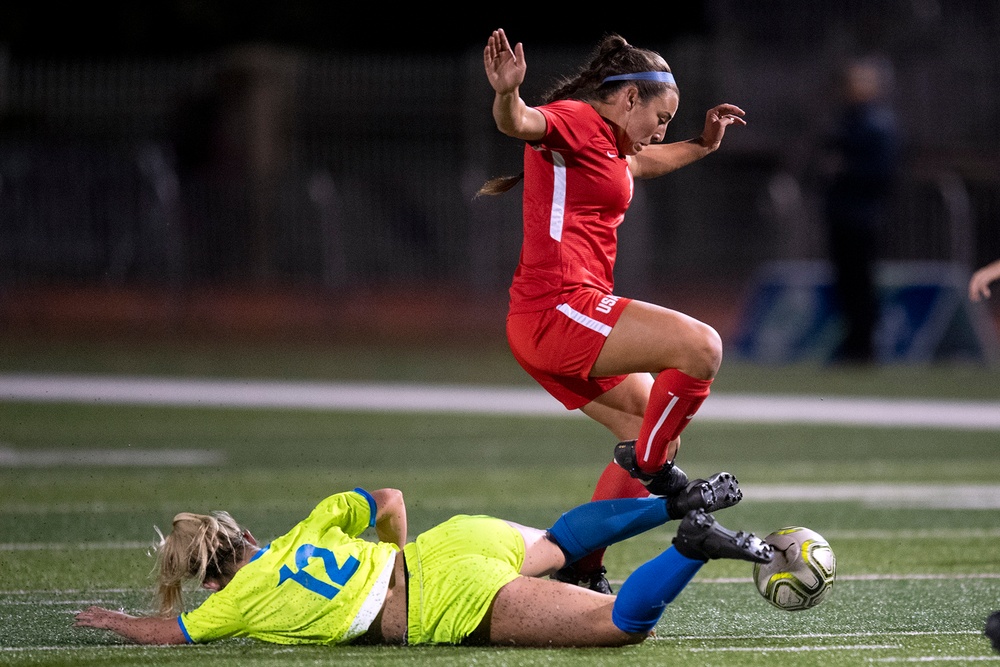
left=820, top=529, right=1000, bottom=539
left=0, top=446, right=225, bottom=467
left=1, top=373, right=999, bottom=430
left=0, top=541, right=149, bottom=551
left=6, top=490, right=1000, bottom=515
left=747, top=484, right=1000, bottom=509
left=6, top=599, right=123, bottom=606
left=672, top=631, right=980, bottom=640
left=2, top=588, right=134, bottom=595
left=690, top=644, right=901, bottom=652
left=871, top=658, right=1000, bottom=662
left=0, top=645, right=198, bottom=652
left=695, top=573, right=1000, bottom=584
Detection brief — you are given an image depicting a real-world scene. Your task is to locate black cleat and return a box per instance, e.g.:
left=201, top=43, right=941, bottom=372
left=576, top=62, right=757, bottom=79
left=672, top=509, right=773, bottom=563
left=552, top=564, right=614, bottom=595
left=666, top=472, right=744, bottom=520
left=613, top=441, right=742, bottom=516
left=613, top=440, right=689, bottom=497
left=986, top=610, right=1000, bottom=653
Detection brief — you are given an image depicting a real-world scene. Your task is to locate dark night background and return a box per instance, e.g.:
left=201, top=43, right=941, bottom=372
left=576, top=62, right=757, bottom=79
left=0, top=2, right=714, bottom=57
left=0, top=1, right=997, bottom=362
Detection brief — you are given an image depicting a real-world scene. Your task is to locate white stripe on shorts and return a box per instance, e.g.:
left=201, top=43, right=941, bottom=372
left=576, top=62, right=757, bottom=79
left=556, top=303, right=613, bottom=337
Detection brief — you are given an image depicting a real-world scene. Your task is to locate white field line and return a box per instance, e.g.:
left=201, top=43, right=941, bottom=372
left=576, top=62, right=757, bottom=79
left=0, top=541, right=150, bottom=551
left=0, top=645, right=200, bottom=652
left=4, top=486, right=1000, bottom=512
left=2, top=588, right=135, bottom=595
left=744, top=484, right=1000, bottom=510
left=8, top=527, right=998, bottom=550
left=4, top=571, right=999, bottom=596
left=4, top=485, right=1000, bottom=511
left=2, top=642, right=994, bottom=657
left=0, top=646, right=136, bottom=652
left=0, top=447, right=224, bottom=467
left=670, top=631, right=981, bottom=640
left=1, top=373, right=999, bottom=431
left=871, top=658, right=1000, bottom=663
left=689, top=644, right=902, bottom=652
left=697, top=573, right=1000, bottom=584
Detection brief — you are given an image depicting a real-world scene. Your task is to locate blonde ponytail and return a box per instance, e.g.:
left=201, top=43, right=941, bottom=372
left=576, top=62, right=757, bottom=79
left=153, top=511, right=246, bottom=616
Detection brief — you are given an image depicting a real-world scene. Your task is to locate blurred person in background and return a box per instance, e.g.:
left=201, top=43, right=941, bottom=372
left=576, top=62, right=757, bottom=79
left=969, top=258, right=1000, bottom=301
left=819, top=56, right=901, bottom=364
left=478, top=29, right=747, bottom=592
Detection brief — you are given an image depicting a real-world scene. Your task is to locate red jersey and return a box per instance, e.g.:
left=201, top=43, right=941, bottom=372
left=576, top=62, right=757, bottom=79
left=508, top=99, right=634, bottom=314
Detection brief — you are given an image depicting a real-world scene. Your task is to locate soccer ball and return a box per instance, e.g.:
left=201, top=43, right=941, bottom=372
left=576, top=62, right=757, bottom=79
left=753, top=526, right=836, bottom=611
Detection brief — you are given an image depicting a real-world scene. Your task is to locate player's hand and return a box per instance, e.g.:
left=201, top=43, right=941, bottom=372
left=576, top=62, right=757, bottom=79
left=699, top=103, right=746, bottom=151
left=970, top=275, right=992, bottom=301
left=969, top=263, right=1000, bottom=301
left=484, top=29, right=526, bottom=96
left=74, top=606, right=126, bottom=629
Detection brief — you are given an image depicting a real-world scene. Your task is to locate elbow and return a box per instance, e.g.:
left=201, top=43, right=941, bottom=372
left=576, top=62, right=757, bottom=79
left=373, top=488, right=405, bottom=514
left=495, top=119, right=523, bottom=140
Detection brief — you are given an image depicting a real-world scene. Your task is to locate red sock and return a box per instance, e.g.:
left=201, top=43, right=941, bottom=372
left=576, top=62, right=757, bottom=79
left=592, top=459, right=649, bottom=501
left=634, top=369, right=713, bottom=474
left=572, top=460, right=649, bottom=576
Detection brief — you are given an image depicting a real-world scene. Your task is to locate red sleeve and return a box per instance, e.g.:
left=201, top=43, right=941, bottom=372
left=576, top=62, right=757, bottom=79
left=536, top=100, right=601, bottom=153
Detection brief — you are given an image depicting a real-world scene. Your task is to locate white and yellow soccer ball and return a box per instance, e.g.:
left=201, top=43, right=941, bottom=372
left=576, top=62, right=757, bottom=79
left=753, top=526, right=836, bottom=611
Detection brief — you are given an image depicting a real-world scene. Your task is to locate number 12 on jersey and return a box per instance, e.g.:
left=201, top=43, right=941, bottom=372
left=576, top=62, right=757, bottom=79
left=278, top=544, right=360, bottom=599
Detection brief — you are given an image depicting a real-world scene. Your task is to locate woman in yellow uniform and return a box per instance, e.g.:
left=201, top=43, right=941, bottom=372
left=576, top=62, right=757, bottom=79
left=74, top=484, right=771, bottom=647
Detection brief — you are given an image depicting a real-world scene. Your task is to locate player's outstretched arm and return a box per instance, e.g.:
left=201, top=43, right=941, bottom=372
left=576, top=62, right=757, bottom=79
left=484, top=29, right=546, bottom=142
left=630, top=103, right=746, bottom=179
left=371, top=487, right=407, bottom=548
left=74, top=606, right=187, bottom=644
left=969, top=258, right=1000, bottom=301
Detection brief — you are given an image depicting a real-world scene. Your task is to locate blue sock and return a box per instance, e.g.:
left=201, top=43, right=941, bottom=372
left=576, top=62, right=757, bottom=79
left=612, top=547, right=704, bottom=633
left=546, top=497, right=670, bottom=563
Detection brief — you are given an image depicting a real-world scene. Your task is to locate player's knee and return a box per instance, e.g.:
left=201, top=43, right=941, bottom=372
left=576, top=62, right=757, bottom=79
left=683, top=322, right=722, bottom=379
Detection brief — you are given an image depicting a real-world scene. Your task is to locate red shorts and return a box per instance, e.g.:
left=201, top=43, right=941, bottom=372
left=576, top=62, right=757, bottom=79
left=506, top=289, right=632, bottom=410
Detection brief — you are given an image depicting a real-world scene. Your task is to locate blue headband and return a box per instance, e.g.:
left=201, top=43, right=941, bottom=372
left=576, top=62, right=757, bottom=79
left=602, top=71, right=676, bottom=85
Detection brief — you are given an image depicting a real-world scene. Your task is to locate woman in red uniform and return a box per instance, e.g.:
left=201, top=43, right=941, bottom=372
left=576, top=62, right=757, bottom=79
left=480, top=29, right=748, bottom=591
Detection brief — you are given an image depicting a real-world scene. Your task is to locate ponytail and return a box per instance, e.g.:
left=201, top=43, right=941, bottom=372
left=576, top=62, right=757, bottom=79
left=544, top=33, right=675, bottom=104
left=153, top=511, right=247, bottom=616
left=481, top=34, right=674, bottom=197
left=476, top=172, right=524, bottom=197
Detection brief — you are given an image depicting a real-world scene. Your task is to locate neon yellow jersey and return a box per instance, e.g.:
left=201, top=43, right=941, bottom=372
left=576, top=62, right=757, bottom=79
left=178, top=488, right=398, bottom=645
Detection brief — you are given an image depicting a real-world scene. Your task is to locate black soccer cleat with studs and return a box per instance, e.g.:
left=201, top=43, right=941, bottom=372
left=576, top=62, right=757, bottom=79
left=666, top=472, right=744, bottom=520
left=613, top=440, right=743, bottom=516
left=672, top=509, right=774, bottom=563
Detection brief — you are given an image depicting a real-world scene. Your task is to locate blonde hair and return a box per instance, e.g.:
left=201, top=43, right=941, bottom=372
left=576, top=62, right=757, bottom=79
left=153, top=510, right=248, bottom=616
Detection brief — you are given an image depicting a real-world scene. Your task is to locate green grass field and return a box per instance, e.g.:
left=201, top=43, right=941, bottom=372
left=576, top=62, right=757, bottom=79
left=1, top=336, right=999, bottom=665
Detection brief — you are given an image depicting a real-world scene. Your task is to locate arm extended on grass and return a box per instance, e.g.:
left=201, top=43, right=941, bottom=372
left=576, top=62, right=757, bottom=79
left=74, top=606, right=187, bottom=644
left=371, top=487, right=407, bottom=548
